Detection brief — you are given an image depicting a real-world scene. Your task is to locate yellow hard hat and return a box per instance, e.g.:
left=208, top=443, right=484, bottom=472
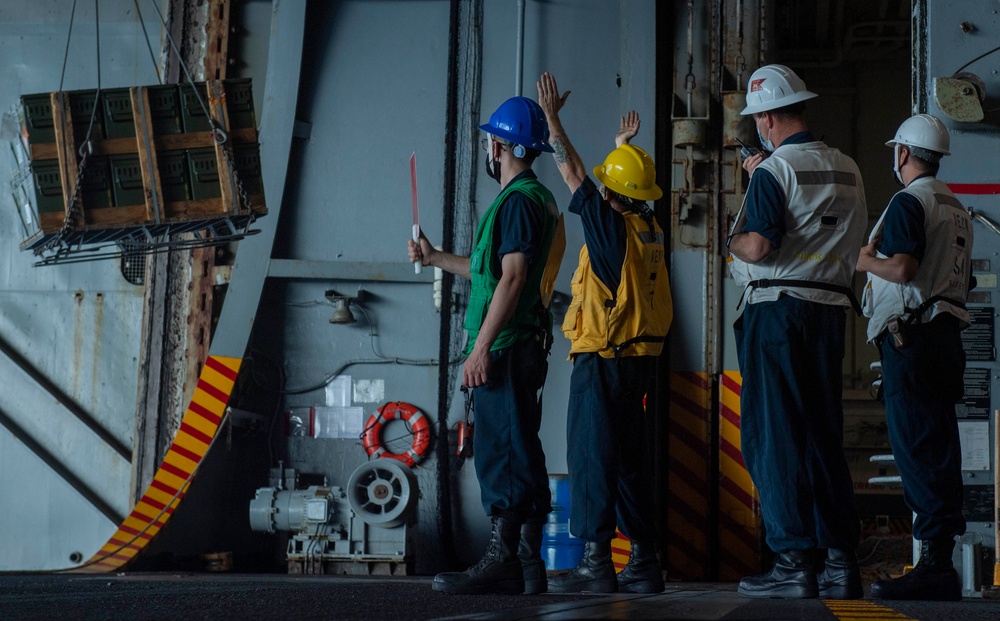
left=592, top=144, right=662, bottom=201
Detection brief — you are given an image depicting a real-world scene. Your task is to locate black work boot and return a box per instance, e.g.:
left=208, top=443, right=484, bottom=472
left=548, top=540, right=617, bottom=593
left=518, top=522, right=547, bottom=594
left=870, top=537, right=961, bottom=601
left=433, top=515, right=524, bottom=595
left=738, top=549, right=818, bottom=599
left=616, top=541, right=665, bottom=593
left=817, top=548, right=863, bottom=599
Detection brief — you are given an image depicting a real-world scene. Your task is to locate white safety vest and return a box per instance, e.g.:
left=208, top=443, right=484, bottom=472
left=862, top=176, right=973, bottom=342
left=730, top=141, right=867, bottom=308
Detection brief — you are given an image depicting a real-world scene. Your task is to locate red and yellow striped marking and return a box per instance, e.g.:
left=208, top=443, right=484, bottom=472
left=718, top=371, right=762, bottom=580
left=823, top=600, right=915, bottom=620
left=611, top=530, right=632, bottom=572
left=666, top=371, right=712, bottom=580
left=70, top=355, right=241, bottom=573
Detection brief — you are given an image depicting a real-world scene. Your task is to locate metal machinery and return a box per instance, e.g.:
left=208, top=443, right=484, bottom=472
left=249, top=459, right=419, bottom=575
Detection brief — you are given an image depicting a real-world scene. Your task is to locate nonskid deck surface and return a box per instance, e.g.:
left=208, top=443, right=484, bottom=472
left=0, top=574, right=997, bottom=620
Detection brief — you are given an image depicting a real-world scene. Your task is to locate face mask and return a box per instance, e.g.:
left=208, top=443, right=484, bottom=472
left=756, top=125, right=775, bottom=153
left=891, top=143, right=904, bottom=186
left=484, top=139, right=501, bottom=184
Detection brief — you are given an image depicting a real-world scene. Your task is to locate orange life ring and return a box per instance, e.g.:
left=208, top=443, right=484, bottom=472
left=362, top=401, right=431, bottom=467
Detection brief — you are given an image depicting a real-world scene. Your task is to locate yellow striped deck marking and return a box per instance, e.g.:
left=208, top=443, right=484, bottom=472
left=611, top=530, right=631, bottom=571
left=718, top=370, right=761, bottom=580
left=183, top=408, right=220, bottom=437
left=667, top=371, right=712, bottom=580
left=66, top=355, right=241, bottom=573
left=823, top=600, right=915, bottom=620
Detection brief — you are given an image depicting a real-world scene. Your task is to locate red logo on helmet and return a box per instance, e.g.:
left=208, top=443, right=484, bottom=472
left=750, top=78, right=765, bottom=92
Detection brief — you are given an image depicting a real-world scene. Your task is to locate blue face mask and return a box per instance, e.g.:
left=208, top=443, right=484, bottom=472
left=757, top=125, right=775, bottom=153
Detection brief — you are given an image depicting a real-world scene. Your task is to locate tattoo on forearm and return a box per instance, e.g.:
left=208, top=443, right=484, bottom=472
left=552, top=140, right=569, bottom=165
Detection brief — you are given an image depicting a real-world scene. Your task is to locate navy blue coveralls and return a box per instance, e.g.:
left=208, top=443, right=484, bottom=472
left=875, top=183, right=966, bottom=541
left=473, top=170, right=552, bottom=527
left=565, top=176, right=658, bottom=544
left=732, top=132, right=860, bottom=553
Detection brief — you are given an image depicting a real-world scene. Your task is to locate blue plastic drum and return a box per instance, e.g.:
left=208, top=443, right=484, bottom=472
left=542, top=474, right=584, bottom=570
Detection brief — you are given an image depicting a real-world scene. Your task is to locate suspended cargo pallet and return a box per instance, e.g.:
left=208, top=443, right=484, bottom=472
left=6, top=79, right=266, bottom=262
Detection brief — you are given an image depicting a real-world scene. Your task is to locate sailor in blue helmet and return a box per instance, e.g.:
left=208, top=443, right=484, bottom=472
left=409, top=96, right=563, bottom=595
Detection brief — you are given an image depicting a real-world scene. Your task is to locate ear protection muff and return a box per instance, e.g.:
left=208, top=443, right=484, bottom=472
left=512, top=144, right=526, bottom=159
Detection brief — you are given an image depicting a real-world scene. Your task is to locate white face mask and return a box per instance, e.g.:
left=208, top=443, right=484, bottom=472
left=892, top=143, right=904, bottom=186
left=756, top=117, right=775, bottom=152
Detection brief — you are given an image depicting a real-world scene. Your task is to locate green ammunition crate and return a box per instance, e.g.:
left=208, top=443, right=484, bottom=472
left=146, top=84, right=183, bottom=135
left=69, top=90, right=104, bottom=142
left=30, top=159, right=65, bottom=214
left=187, top=147, right=221, bottom=200
left=233, top=143, right=263, bottom=195
left=80, top=155, right=112, bottom=211
left=157, top=150, right=190, bottom=203
left=224, top=78, right=256, bottom=130
left=20, top=94, right=55, bottom=144
left=20, top=90, right=104, bottom=146
left=102, top=88, right=135, bottom=138
left=109, top=154, right=144, bottom=207
left=181, top=79, right=256, bottom=133
left=180, top=83, right=213, bottom=133
left=21, top=93, right=56, bottom=143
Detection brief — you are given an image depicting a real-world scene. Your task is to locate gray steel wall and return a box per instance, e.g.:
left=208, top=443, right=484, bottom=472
left=0, top=2, right=160, bottom=570
left=921, top=0, right=999, bottom=557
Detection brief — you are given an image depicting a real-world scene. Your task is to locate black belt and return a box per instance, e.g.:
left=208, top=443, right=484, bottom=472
left=740, top=278, right=862, bottom=315
left=608, top=335, right=666, bottom=360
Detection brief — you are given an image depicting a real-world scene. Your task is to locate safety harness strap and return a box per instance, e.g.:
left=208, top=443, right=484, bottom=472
left=608, top=335, right=667, bottom=360
left=740, top=278, right=862, bottom=316
left=903, top=294, right=966, bottom=326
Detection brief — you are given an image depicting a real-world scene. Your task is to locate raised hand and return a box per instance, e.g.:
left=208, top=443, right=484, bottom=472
left=616, top=111, right=640, bottom=147
left=537, top=72, right=571, bottom=118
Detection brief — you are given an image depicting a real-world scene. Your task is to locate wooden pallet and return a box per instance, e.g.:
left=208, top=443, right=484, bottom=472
left=21, top=79, right=266, bottom=251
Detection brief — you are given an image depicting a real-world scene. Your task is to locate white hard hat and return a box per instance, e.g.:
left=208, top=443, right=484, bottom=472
left=740, top=64, right=818, bottom=115
left=885, top=114, right=950, bottom=156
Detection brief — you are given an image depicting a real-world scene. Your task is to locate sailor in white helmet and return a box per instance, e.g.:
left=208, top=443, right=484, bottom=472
left=728, top=64, right=867, bottom=600
left=857, top=114, right=973, bottom=602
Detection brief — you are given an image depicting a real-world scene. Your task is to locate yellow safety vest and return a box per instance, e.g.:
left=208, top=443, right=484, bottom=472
left=561, top=212, right=673, bottom=358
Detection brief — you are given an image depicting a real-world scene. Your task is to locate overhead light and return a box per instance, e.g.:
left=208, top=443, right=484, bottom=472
left=325, top=290, right=356, bottom=325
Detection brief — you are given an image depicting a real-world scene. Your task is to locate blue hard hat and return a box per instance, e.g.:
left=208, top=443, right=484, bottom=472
left=479, top=96, right=554, bottom=153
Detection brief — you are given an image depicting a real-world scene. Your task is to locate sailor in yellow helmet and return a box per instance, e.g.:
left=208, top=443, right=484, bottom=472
left=537, top=72, right=672, bottom=594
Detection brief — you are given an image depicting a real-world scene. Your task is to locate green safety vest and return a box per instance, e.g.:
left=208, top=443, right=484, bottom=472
left=463, top=177, right=558, bottom=354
